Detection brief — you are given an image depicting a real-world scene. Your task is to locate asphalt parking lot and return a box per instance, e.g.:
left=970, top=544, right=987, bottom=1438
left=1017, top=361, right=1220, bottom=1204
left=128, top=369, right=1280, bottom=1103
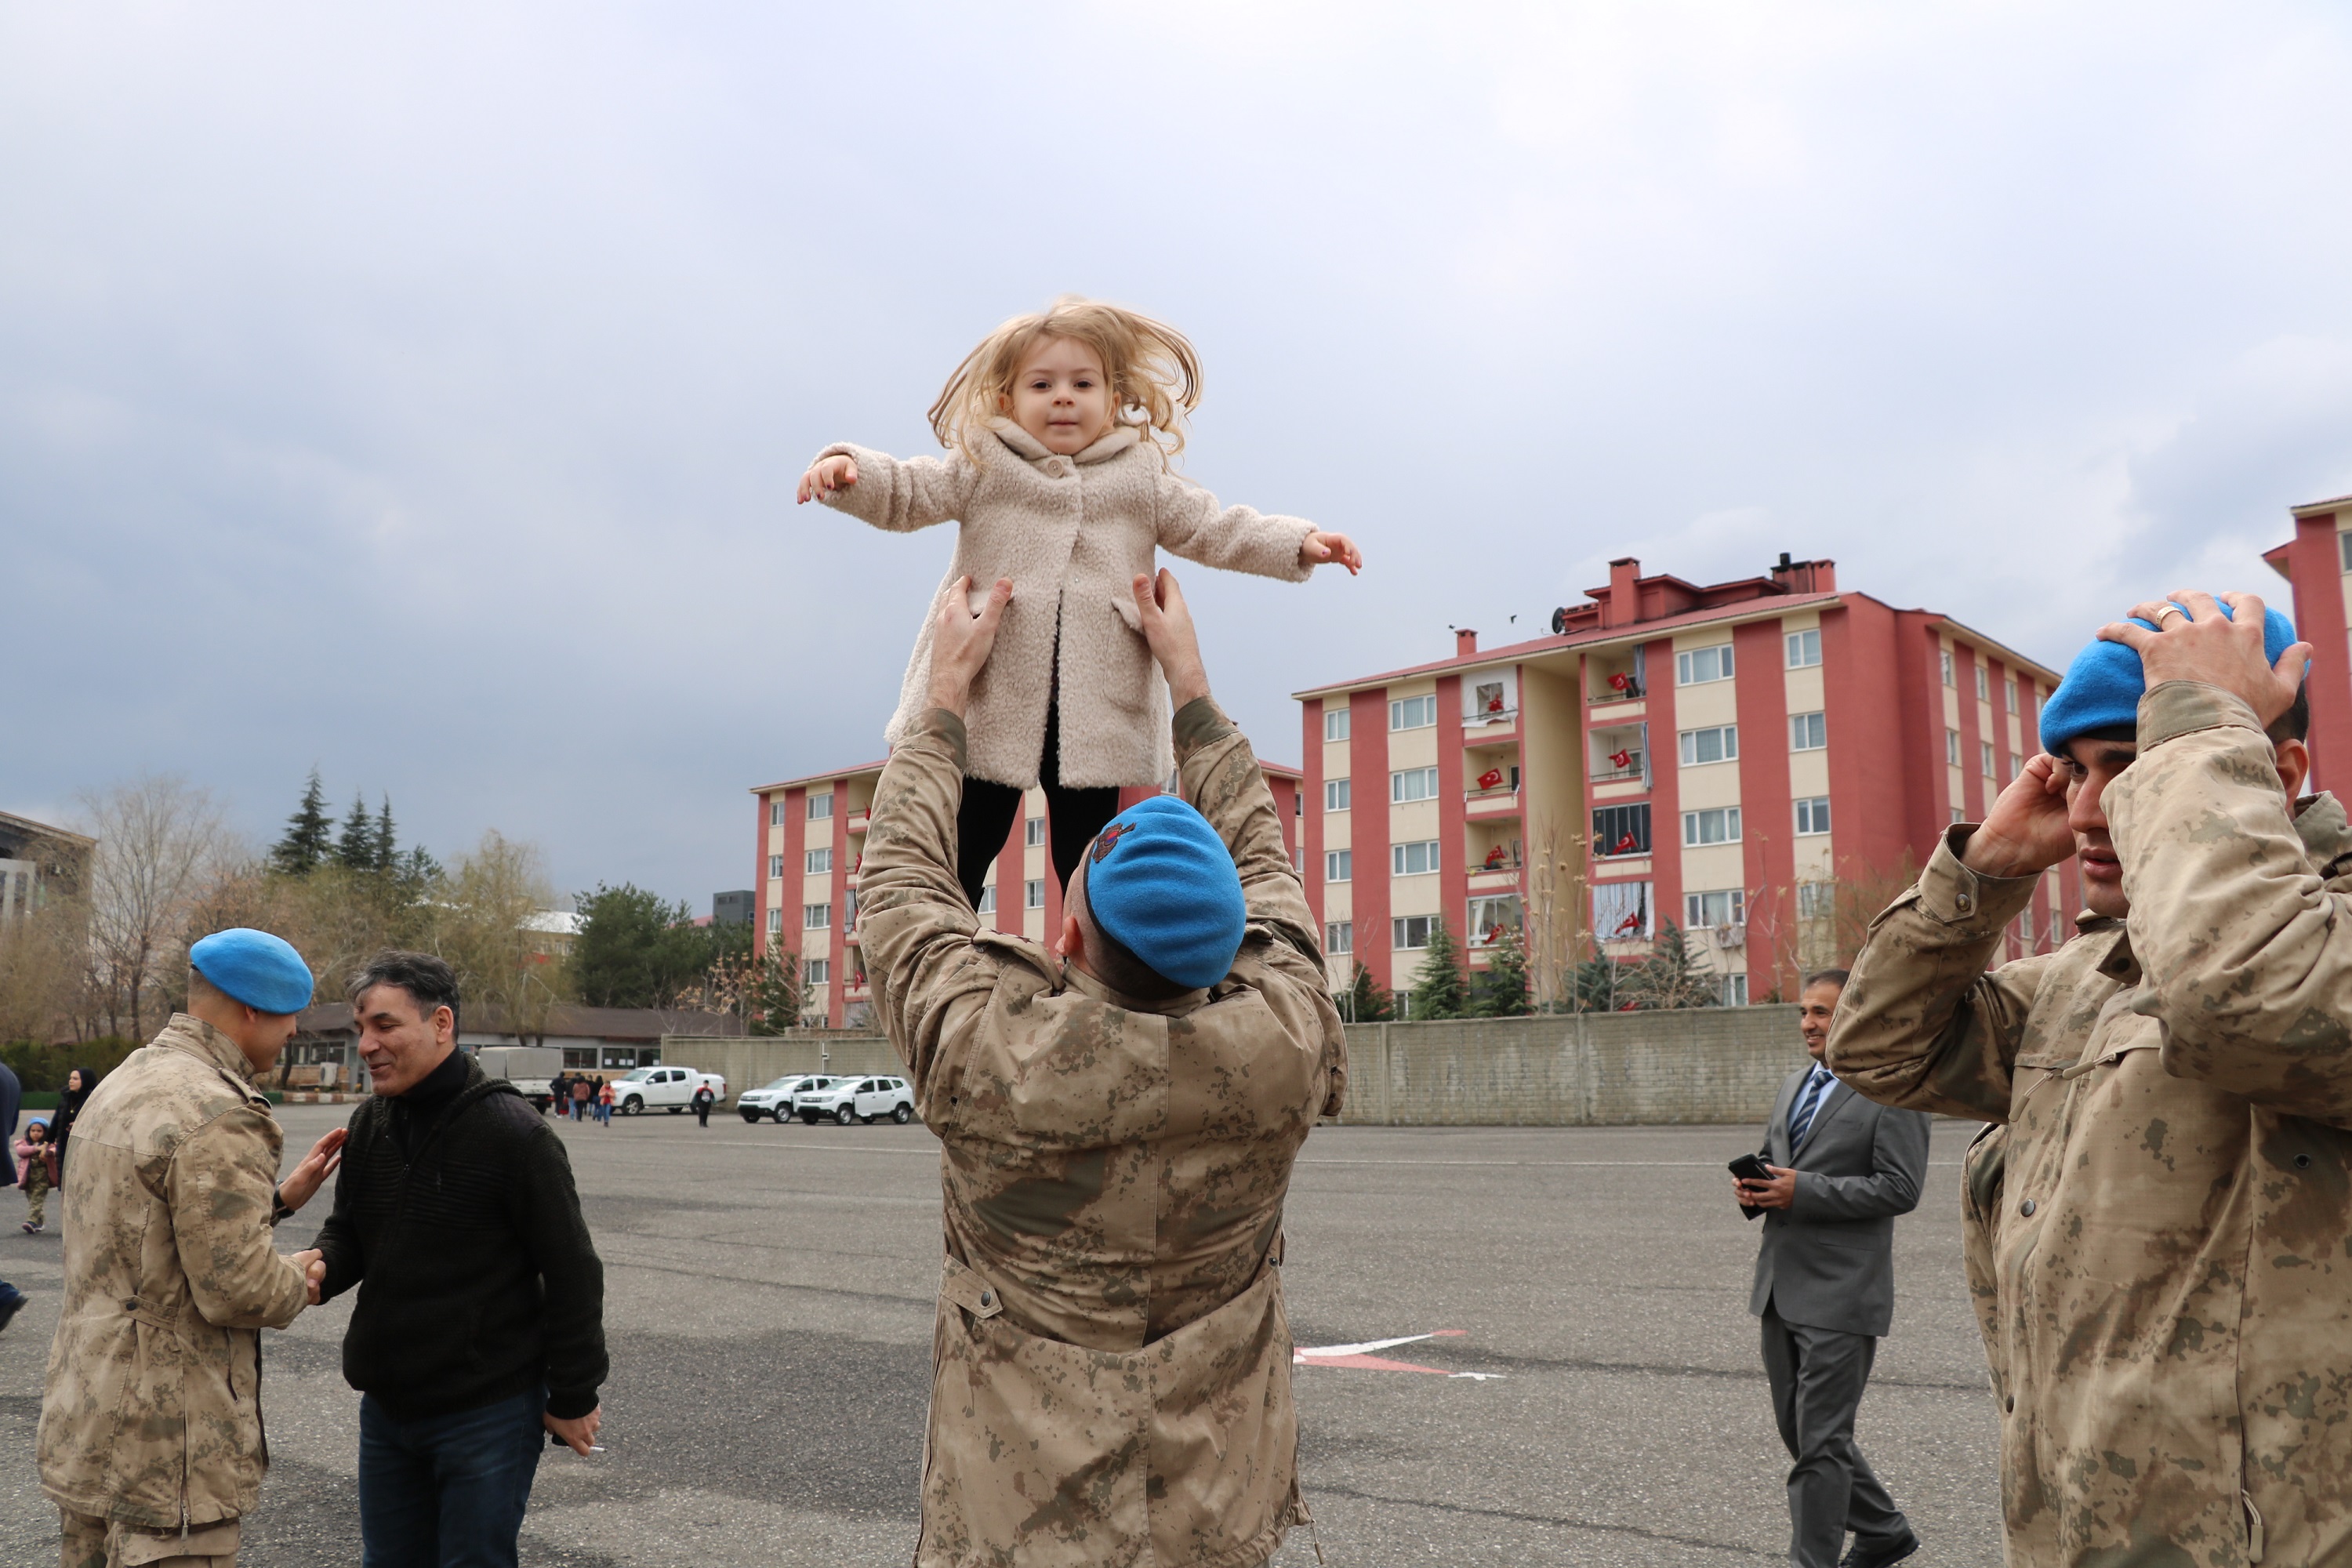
left=0, top=1102, right=2002, bottom=1566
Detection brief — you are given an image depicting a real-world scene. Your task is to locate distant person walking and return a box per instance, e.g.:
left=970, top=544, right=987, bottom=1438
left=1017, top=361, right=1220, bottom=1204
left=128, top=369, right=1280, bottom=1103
left=316, top=952, right=607, bottom=1568
left=548, top=1071, right=569, bottom=1119
left=594, top=1077, right=612, bottom=1124
left=691, top=1080, right=713, bottom=1128
left=1734, top=968, right=1929, bottom=1568
left=570, top=1074, right=591, bottom=1122
left=16, top=1120, right=56, bottom=1232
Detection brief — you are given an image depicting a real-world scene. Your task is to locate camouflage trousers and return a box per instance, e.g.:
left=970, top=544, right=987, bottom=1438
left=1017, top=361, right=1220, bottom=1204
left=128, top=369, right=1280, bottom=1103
left=60, top=1509, right=238, bottom=1568
left=24, top=1168, right=49, bottom=1229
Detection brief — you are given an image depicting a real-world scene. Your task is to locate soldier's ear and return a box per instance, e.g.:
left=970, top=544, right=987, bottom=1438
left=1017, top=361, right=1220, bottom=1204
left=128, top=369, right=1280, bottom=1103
left=2277, top=737, right=2312, bottom=800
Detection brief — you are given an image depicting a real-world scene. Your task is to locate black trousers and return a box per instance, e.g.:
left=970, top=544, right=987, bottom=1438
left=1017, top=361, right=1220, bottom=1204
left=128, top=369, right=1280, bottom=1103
left=1759, top=1305, right=1910, bottom=1568
left=953, top=701, right=1121, bottom=911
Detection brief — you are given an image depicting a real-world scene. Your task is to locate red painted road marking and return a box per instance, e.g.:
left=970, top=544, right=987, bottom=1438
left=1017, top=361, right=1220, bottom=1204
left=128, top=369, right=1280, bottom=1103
left=1293, top=1330, right=1498, bottom=1378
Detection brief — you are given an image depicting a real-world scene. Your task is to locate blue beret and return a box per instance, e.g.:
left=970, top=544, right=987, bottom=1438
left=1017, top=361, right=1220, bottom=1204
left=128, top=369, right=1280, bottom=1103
left=190, top=927, right=315, bottom=1015
left=2040, top=599, right=2299, bottom=755
left=1083, top=795, right=1247, bottom=990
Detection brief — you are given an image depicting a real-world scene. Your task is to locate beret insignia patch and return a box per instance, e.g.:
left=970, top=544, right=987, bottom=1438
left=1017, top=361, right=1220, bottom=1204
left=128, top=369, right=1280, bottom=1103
left=1091, top=822, right=1131, bottom=862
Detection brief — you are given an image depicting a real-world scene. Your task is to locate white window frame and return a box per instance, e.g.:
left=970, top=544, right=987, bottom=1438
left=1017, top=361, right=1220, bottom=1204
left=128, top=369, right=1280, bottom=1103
left=1685, top=888, right=1746, bottom=927
left=1465, top=894, right=1521, bottom=947
left=1392, top=914, right=1436, bottom=950
left=1024, top=879, right=1045, bottom=909
left=976, top=884, right=996, bottom=913
left=1388, top=694, right=1437, bottom=731
left=1946, top=728, right=1961, bottom=766
left=1722, top=974, right=1749, bottom=1006
left=1025, top=817, right=1046, bottom=848
left=1325, top=849, right=1352, bottom=883
left=769, top=800, right=786, bottom=826
left=768, top=855, right=784, bottom=880
left=804, top=957, right=829, bottom=985
left=766, top=908, right=782, bottom=933
left=1326, top=778, right=1351, bottom=811
left=1326, top=921, right=1353, bottom=954
left=1790, top=712, right=1826, bottom=751
left=1795, top=797, right=1832, bottom=836
left=803, top=902, right=830, bottom=929
left=1391, top=767, right=1440, bottom=804
left=1796, top=880, right=1831, bottom=920
left=808, top=794, right=833, bottom=820
left=1940, top=648, right=1955, bottom=688
left=1325, top=708, right=1351, bottom=742
left=1785, top=629, right=1822, bottom=669
left=2005, top=678, right=2019, bottom=715
left=1980, top=741, right=1996, bottom=778
left=1682, top=807, right=1741, bottom=847
left=1678, top=725, right=1738, bottom=766
left=1675, top=644, right=1735, bottom=686
left=1976, top=665, right=1990, bottom=702
left=805, top=847, right=832, bottom=875
left=1392, top=840, right=1441, bottom=877
left=1592, top=880, right=1653, bottom=941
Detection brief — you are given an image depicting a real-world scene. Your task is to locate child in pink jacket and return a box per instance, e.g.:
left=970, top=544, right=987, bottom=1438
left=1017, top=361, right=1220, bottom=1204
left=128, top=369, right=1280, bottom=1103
left=15, top=1119, right=57, bottom=1233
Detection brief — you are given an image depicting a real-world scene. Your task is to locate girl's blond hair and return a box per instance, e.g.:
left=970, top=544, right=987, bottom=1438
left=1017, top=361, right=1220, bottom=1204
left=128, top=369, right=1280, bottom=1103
left=928, top=296, right=1201, bottom=463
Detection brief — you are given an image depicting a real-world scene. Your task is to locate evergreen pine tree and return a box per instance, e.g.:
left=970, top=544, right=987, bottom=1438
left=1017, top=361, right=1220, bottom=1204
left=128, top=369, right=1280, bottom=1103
left=1628, top=920, right=1720, bottom=1010
left=1470, top=923, right=1532, bottom=1016
left=335, top=792, right=378, bottom=871
left=373, top=795, right=397, bottom=873
left=749, top=942, right=802, bottom=1036
left=270, top=769, right=334, bottom=876
left=1338, top=964, right=1394, bottom=1022
left=1407, top=916, right=1467, bottom=1020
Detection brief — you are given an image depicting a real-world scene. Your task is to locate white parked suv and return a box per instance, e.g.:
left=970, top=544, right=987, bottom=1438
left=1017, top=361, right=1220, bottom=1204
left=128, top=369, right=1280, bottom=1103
left=793, top=1075, right=916, bottom=1126
left=736, top=1075, right=826, bottom=1123
left=610, top=1065, right=725, bottom=1116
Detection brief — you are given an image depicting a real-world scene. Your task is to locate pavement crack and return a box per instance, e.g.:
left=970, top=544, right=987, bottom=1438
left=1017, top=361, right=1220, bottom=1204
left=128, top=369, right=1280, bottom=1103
left=1301, top=1483, right=1777, bottom=1559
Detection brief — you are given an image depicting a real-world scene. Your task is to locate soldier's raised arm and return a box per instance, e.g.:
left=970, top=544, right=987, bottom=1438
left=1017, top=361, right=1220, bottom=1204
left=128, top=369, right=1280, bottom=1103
left=167, top=1107, right=309, bottom=1330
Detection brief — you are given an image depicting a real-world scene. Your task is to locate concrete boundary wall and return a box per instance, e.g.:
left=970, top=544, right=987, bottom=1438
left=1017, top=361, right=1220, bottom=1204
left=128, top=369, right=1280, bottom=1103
left=673, top=1009, right=1804, bottom=1126
left=1335, top=1007, right=1802, bottom=1127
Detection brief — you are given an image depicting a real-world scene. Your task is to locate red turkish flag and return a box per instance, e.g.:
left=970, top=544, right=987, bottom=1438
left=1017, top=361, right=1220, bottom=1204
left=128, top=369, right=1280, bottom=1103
left=1608, top=748, right=1631, bottom=769
left=1609, top=673, right=1630, bottom=691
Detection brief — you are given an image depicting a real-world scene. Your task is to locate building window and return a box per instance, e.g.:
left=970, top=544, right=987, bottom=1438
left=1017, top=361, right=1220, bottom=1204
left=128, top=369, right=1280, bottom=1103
left=1293, top=848, right=1305, bottom=873
left=1679, top=725, right=1738, bottom=766
left=804, top=902, right=830, bottom=929
left=1326, top=708, right=1352, bottom=742
left=1980, top=742, right=1996, bottom=778
left=2010, top=752, right=2024, bottom=782
left=1392, top=767, right=1440, bottom=803
left=1025, top=816, right=1045, bottom=848
left=1389, top=694, right=1437, bottom=731
left=1790, top=712, right=1827, bottom=751
left=770, top=800, right=786, bottom=826
left=1682, top=808, right=1741, bottom=846
left=1940, top=648, right=1955, bottom=687
left=1025, top=879, right=1045, bottom=909
left=1686, top=888, right=1745, bottom=927
left=1796, top=880, right=1832, bottom=920
left=1786, top=628, right=1821, bottom=669
left=1675, top=644, right=1735, bottom=685
left=1721, top=974, right=1749, bottom=1006
left=1795, top=797, right=1832, bottom=836
left=844, top=888, right=858, bottom=927
left=1392, top=914, right=1436, bottom=949
left=1951, top=806, right=1966, bottom=825
left=1946, top=728, right=1961, bottom=766
left=806, top=847, right=832, bottom=875
left=1465, top=895, right=1521, bottom=946
left=804, top=958, right=829, bottom=985
left=1593, top=803, right=1651, bottom=857
left=1976, top=665, right=1990, bottom=702
left=1327, top=921, right=1353, bottom=954
left=767, top=908, right=782, bottom=933
left=1326, top=778, right=1350, bottom=811
left=2005, top=679, right=2019, bottom=715
left=1392, top=840, right=1440, bottom=876
left=809, top=794, right=833, bottom=820
left=977, top=884, right=996, bottom=913
left=768, top=855, right=784, bottom=879
left=1592, top=880, right=1652, bottom=940
left=1295, top=792, right=1304, bottom=816
left=1326, top=850, right=1352, bottom=883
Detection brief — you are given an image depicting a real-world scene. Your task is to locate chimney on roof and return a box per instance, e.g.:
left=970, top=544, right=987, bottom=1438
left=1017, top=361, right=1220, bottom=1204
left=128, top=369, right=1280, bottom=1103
left=1456, top=628, right=1478, bottom=655
left=1769, top=554, right=1837, bottom=594
left=1605, top=557, right=1641, bottom=628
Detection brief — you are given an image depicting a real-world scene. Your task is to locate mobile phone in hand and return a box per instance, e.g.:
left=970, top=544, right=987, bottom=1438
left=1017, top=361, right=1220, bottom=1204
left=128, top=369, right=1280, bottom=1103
left=1728, top=1152, right=1773, bottom=1219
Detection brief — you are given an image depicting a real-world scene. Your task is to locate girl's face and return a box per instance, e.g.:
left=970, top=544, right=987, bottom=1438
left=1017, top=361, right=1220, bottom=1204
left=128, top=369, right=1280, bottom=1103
left=1002, top=336, right=1113, bottom=456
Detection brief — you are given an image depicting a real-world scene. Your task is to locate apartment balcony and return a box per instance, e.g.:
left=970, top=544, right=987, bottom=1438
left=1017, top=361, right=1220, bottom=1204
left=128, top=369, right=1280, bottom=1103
left=1586, top=679, right=1645, bottom=707
left=845, top=810, right=871, bottom=835
left=1462, top=706, right=1519, bottom=738
left=844, top=977, right=871, bottom=1002
left=1467, top=865, right=1521, bottom=894
left=1590, top=761, right=1646, bottom=787
left=1464, top=786, right=1521, bottom=821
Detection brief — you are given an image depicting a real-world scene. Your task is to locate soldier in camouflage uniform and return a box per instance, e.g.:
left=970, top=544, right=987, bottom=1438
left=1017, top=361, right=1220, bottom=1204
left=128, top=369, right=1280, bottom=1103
left=859, top=568, right=1347, bottom=1568
left=1829, top=590, right=2352, bottom=1566
left=39, top=929, right=343, bottom=1568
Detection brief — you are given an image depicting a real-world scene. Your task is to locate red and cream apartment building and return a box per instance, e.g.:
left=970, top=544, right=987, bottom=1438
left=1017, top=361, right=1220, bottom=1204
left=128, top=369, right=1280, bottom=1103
left=1295, top=555, right=2068, bottom=1007
left=749, top=758, right=1305, bottom=1027
left=2264, top=493, right=2352, bottom=796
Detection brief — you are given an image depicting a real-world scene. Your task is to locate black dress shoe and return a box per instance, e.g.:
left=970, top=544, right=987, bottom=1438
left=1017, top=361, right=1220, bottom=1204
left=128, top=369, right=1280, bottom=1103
left=1841, top=1530, right=1919, bottom=1568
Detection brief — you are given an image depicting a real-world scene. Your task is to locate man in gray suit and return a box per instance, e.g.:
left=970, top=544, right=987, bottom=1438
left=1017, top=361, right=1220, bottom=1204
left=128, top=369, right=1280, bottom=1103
left=1734, top=968, right=1930, bottom=1568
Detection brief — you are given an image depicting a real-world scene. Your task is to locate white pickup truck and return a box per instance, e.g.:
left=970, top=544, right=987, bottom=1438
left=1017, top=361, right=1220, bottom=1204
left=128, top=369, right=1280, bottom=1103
left=608, top=1065, right=727, bottom=1116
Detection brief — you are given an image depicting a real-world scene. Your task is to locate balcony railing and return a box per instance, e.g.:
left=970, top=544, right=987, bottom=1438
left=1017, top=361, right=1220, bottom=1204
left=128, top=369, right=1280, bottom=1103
left=1465, top=706, right=1519, bottom=727
left=1591, top=753, right=1646, bottom=785
left=845, top=810, right=872, bottom=835
left=1587, top=681, right=1644, bottom=705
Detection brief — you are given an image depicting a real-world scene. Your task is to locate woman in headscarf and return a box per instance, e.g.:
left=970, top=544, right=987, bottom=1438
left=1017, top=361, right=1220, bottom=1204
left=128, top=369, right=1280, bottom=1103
left=53, top=1066, right=94, bottom=1177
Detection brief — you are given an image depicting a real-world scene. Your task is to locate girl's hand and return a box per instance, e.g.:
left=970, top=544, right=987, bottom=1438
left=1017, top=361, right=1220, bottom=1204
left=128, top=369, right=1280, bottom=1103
left=1300, top=531, right=1362, bottom=575
left=797, top=455, right=859, bottom=504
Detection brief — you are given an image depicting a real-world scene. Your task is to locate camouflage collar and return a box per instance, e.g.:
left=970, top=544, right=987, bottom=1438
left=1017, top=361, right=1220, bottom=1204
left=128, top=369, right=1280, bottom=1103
left=157, top=1012, right=262, bottom=1088
left=1060, top=961, right=1210, bottom=1018
left=2294, top=792, right=2352, bottom=879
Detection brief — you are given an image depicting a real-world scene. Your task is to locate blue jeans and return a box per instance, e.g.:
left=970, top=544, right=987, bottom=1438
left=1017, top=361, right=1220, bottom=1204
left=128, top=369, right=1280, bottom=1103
left=359, top=1385, right=545, bottom=1568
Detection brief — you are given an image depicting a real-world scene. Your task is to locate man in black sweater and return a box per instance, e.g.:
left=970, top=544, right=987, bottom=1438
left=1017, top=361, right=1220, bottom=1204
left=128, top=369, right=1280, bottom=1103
left=314, top=951, right=607, bottom=1568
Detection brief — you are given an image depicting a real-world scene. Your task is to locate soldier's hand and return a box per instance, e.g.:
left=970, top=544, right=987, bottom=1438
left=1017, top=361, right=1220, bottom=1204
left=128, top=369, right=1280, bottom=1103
left=927, top=575, right=1012, bottom=716
left=2101, top=589, right=2311, bottom=730
left=1131, top=569, right=1210, bottom=708
left=291, top=1248, right=326, bottom=1305
left=1962, top=752, right=2074, bottom=880
left=544, top=1405, right=602, bottom=1456
left=278, top=1127, right=347, bottom=1214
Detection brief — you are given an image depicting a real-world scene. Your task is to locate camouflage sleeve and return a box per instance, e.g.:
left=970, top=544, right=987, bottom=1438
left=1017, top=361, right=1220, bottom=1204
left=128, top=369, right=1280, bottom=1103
left=813, top=443, right=975, bottom=534
left=2110, top=681, right=2352, bottom=1127
left=167, top=1108, right=308, bottom=1330
left=1827, top=828, right=2054, bottom=1122
left=858, top=707, right=1007, bottom=1109
left=1174, top=696, right=1320, bottom=964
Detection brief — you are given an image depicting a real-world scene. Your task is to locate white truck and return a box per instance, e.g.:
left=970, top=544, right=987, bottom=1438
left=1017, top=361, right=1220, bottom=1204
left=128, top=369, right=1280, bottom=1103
left=608, top=1064, right=727, bottom=1116
left=474, top=1045, right=564, bottom=1112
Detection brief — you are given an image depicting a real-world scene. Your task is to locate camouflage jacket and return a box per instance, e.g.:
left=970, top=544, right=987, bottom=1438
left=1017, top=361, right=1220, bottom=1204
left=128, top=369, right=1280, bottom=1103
left=1829, top=681, right=2352, bottom=1567
left=38, top=1014, right=309, bottom=1529
left=860, top=698, right=1347, bottom=1568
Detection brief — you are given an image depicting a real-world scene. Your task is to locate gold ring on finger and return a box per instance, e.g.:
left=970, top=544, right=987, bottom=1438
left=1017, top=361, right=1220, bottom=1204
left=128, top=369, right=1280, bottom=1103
left=2155, top=605, right=2187, bottom=626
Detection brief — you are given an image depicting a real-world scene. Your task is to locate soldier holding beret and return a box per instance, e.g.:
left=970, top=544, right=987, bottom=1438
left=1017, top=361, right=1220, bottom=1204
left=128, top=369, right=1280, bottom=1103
left=38, top=928, right=345, bottom=1568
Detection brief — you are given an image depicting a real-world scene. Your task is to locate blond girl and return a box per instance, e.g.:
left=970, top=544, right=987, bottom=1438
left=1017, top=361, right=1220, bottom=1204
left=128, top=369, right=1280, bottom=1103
left=798, top=296, right=1359, bottom=905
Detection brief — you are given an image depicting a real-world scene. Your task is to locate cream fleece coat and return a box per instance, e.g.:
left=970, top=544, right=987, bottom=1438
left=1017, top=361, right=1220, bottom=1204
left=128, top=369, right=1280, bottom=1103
left=815, top=419, right=1316, bottom=789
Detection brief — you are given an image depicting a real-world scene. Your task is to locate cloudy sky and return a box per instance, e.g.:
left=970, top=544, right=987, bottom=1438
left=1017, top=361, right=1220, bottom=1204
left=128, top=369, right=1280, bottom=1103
left=9, top=3, right=2350, bottom=908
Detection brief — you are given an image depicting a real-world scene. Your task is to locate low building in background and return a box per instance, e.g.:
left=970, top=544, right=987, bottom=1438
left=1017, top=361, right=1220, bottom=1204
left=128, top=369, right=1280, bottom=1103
left=1294, top=554, right=2067, bottom=1009
left=711, top=889, right=756, bottom=927
left=290, top=1001, right=746, bottom=1086
left=2263, top=492, right=2352, bottom=795
left=0, top=809, right=94, bottom=922
left=749, top=757, right=1305, bottom=1028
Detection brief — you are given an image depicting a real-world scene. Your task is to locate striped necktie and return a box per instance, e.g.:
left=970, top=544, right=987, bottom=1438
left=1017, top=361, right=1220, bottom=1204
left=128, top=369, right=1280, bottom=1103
left=1788, top=1067, right=1833, bottom=1148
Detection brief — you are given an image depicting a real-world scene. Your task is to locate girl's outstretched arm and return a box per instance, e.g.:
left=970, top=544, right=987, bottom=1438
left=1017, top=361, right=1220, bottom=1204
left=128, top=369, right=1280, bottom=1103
left=1152, top=470, right=1323, bottom=583
left=799, top=442, right=976, bottom=533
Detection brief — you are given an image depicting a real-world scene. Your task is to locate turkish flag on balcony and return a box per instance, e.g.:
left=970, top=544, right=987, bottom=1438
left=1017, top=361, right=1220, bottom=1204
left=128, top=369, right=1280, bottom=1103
left=1609, top=673, right=1630, bottom=691
left=1477, top=768, right=1503, bottom=791
left=1608, top=748, right=1630, bottom=769
left=1613, top=833, right=1638, bottom=855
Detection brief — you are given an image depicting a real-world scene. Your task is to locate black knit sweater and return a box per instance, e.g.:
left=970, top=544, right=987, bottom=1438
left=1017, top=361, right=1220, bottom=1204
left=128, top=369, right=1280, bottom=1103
left=314, top=1054, right=608, bottom=1420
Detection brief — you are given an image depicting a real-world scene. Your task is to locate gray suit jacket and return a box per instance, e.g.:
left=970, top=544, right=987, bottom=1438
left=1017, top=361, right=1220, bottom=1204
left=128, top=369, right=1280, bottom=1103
left=1747, top=1062, right=1931, bottom=1338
